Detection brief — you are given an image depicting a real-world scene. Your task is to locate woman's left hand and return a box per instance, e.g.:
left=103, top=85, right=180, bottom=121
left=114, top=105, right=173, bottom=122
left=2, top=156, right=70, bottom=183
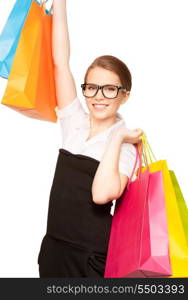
left=112, top=127, right=143, bottom=144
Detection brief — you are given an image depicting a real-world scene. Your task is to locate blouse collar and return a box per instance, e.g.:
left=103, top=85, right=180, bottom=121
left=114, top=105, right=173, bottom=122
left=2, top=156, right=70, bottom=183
left=83, top=112, right=126, bottom=145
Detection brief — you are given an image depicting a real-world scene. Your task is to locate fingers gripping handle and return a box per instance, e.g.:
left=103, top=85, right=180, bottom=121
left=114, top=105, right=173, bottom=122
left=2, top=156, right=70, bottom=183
left=126, top=135, right=151, bottom=190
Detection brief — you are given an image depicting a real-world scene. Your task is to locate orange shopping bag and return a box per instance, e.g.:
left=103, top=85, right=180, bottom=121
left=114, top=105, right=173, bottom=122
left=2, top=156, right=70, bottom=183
left=1, top=0, right=57, bottom=122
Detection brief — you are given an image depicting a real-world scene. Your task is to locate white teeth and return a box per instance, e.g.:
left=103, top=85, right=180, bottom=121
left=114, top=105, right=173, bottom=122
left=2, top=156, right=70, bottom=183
left=93, top=104, right=108, bottom=110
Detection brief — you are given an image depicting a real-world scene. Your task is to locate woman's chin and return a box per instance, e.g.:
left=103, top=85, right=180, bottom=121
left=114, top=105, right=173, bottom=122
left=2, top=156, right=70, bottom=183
left=89, top=111, right=112, bottom=121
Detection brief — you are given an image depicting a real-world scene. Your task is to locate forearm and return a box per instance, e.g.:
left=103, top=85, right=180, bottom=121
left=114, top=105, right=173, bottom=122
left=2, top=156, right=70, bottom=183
left=91, top=134, right=123, bottom=204
left=52, top=0, right=70, bottom=67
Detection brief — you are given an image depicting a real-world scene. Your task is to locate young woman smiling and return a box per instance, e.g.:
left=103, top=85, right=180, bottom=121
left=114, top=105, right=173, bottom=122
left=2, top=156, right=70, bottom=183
left=37, top=0, right=143, bottom=278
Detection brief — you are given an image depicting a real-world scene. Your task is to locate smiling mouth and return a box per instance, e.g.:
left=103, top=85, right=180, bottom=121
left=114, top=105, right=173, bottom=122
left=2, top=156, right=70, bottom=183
left=92, top=104, right=109, bottom=109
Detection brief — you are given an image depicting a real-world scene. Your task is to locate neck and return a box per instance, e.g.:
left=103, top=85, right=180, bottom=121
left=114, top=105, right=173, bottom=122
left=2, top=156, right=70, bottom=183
left=89, top=114, right=118, bottom=134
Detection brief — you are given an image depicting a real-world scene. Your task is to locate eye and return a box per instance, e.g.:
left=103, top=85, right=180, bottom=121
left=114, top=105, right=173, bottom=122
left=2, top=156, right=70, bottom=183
left=106, top=86, right=116, bottom=91
left=87, top=84, right=97, bottom=90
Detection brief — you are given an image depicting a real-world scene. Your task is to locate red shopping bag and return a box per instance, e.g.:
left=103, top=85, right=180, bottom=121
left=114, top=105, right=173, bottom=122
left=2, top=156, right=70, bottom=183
left=104, top=142, right=172, bottom=278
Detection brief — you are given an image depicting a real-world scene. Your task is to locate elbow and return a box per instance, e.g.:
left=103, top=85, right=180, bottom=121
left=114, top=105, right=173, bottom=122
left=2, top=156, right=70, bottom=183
left=53, top=62, right=70, bottom=71
left=92, top=192, right=118, bottom=205
left=92, top=186, right=127, bottom=205
left=92, top=196, right=108, bottom=205
left=91, top=176, right=121, bottom=205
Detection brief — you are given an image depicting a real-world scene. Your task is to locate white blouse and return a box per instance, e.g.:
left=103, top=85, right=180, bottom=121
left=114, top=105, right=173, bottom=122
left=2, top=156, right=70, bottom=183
left=55, top=96, right=137, bottom=179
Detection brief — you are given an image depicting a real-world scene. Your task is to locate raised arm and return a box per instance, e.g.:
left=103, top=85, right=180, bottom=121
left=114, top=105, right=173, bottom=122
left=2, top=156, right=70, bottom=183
left=52, top=0, right=77, bottom=109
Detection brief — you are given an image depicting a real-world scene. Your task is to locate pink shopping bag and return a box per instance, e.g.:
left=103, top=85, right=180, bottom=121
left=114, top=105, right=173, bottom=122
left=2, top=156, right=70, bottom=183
left=104, top=142, right=172, bottom=278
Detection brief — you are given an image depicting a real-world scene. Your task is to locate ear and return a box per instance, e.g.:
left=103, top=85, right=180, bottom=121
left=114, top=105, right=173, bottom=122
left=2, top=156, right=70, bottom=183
left=121, top=91, right=130, bottom=104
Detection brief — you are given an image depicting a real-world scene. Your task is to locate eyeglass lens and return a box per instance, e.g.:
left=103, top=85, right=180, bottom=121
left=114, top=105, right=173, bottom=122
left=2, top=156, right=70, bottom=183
left=83, top=84, right=119, bottom=99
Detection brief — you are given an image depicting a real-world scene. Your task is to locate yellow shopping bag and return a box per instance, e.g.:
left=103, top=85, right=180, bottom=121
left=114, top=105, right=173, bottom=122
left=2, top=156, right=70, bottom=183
left=140, top=134, right=188, bottom=277
left=169, top=170, right=188, bottom=246
left=1, top=0, right=57, bottom=122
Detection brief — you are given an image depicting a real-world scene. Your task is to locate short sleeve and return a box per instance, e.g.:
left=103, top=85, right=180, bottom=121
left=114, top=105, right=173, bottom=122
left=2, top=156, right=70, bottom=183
left=55, top=96, right=88, bottom=145
left=55, top=96, right=86, bottom=121
left=119, top=143, right=138, bottom=179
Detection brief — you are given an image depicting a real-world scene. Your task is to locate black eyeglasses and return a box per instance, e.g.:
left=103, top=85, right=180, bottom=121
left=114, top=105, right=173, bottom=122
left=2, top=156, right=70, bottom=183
left=81, top=83, right=127, bottom=99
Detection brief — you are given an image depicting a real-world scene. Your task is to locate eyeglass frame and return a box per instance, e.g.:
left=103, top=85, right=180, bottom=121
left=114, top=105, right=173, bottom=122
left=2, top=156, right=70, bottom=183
left=81, top=83, right=128, bottom=99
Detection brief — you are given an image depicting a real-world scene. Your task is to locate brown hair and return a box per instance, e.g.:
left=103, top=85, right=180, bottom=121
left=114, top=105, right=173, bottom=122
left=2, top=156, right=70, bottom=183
left=84, top=55, right=132, bottom=92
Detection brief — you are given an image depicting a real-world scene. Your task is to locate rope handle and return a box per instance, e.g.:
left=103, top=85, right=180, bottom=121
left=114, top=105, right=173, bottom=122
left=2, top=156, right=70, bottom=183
left=127, top=137, right=150, bottom=190
left=127, top=132, right=157, bottom=190
left=35, top=0, right=53, bottom=14
left=140, top=132, right=157, bottom=164
left=35, top=0, right=49, bottom=4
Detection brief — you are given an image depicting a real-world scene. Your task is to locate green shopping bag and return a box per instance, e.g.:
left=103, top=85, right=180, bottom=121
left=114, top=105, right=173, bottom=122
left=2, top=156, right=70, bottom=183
left=169, top=171, right=188, bottom=245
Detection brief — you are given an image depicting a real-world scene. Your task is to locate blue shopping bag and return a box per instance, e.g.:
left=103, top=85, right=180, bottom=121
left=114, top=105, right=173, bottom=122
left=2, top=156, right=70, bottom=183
left=0, top=0, right=43, bottom=79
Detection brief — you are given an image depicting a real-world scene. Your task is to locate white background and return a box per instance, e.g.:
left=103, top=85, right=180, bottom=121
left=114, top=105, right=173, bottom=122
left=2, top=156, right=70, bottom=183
left=0, top=0, right=188, bottom=277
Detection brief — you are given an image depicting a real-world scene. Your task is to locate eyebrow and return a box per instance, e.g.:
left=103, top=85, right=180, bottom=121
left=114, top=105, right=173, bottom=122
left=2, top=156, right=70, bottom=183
left=86, top=83, right=121, bottom=86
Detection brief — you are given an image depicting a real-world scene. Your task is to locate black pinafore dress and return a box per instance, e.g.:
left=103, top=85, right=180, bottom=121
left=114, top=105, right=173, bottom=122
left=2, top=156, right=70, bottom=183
left=37, top=148, right=113, bottom=277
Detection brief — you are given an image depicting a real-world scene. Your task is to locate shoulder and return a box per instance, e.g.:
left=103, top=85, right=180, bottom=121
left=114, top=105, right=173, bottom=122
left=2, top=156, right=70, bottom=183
left=55, top=96, right=90, bottom=131
left=55, top=96, right=86, bottom=119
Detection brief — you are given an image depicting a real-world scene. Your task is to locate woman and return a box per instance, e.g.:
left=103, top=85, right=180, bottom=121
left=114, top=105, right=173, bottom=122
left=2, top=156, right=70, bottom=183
left=37, top=0, right=143, bottom=278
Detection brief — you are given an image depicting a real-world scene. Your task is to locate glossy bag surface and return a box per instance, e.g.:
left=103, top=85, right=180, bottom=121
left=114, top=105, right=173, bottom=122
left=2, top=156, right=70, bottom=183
left=138, top=134, right=188, bottom=277
left=148, top=160, right=188, bottom=278
left=104, top=143, right=172, bottom=278
left=1, top=0, right=57, bottom=122
left=0, top=0, right=39, bottom=78
left=169, top=170, right=188, bottom=245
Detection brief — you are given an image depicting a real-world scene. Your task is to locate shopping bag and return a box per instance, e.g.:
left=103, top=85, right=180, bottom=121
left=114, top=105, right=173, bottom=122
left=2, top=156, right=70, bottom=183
left=169, top=171, right=188, bottom=245
left=140, top=134, right=188, bottom=277
left=0, top=0, right=39, bottom=78
left=1, top=0, right=57, bottom=122
left=104, top=141, right=172, bottom=278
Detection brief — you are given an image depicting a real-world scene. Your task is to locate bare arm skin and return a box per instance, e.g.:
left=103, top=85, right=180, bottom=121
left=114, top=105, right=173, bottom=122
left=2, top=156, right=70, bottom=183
left=92, top=128, right=143, bottom=205
left=52, top=0, right=77, bottom=108
left=92, top=133, right=129, bottom=205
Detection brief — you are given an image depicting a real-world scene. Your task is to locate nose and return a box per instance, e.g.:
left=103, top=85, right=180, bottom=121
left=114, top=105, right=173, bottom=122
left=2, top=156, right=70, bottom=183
left=95, top=87, right=104, bottom=100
